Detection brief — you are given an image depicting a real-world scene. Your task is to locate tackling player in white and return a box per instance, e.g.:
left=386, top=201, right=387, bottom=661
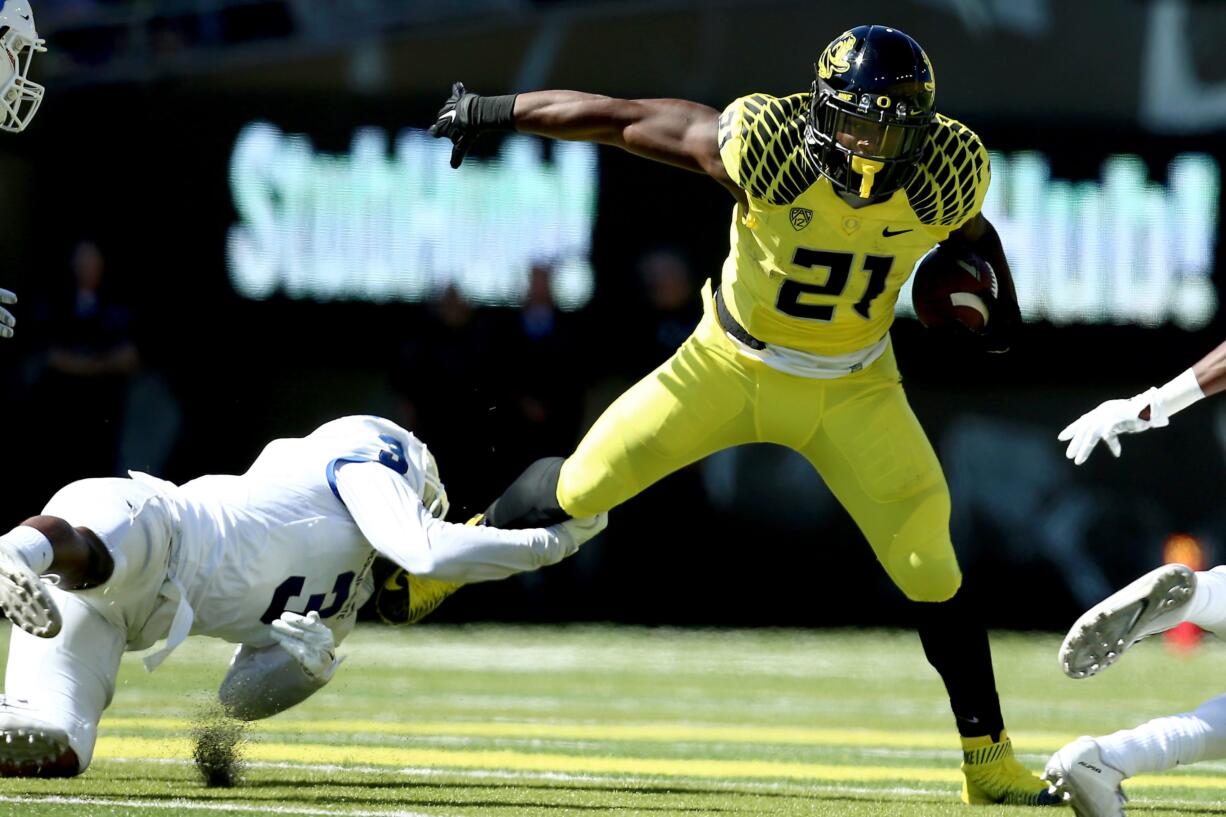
left=0, top=415, right=606, bottom=777
left=0, top=0, right=46, bottom=338
left=1044, top=340, right=1226, bottom=815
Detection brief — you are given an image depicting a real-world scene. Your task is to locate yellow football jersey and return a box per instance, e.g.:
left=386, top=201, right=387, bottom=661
left=716, top=93, right=991, bottom=355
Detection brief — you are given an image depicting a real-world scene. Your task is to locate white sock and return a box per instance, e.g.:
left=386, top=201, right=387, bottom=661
left=1, top=526, right=53, bottom=574
left=1183, top=566, right=1226, bottom=635
left=1097, top=693, right=1226, bottom=776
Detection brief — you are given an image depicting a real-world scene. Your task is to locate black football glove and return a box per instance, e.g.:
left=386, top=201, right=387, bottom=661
left=931, top=262, right=1021, bottom=354
left=428, top=82, right=518, bottom=169
left=926, top=275, right=1020, bottom=354
left=429, top=81, right=478, bottom=169
left=976, top=285, right=1021, bottom=354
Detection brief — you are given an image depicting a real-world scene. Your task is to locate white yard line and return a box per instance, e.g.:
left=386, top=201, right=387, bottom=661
left=93, top=756, right=1218, bottom=807
left=102, top=755, right=949, bottom=797
left=16, top=761, right=1211, bottom=810
left=0, top=794, right=462, bottom=817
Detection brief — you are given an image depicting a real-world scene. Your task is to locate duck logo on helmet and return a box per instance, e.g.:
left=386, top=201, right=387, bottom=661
left=806, top=25, right=936, bottom=200
left=817, top=32, right=857, bottom=80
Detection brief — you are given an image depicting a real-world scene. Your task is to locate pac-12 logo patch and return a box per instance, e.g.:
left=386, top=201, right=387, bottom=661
left=789, top=207, right=813, bottom=231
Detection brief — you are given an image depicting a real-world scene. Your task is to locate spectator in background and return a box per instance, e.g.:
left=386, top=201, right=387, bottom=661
left=34, top=240, right=140, bottom=480
left=631, top=247, right=700, bottom=373
left=496, top=263, right=582, bottom=464
left=393, top=284, right=495, bottom=513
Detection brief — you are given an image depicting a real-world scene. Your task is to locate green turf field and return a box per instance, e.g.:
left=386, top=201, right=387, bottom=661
left=2, top=624, right=1226, bottom=816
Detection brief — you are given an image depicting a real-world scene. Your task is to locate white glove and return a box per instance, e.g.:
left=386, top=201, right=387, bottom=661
left=1058, top=389, right=1167, bottom=465
left=0, top=289, right=15, bottom=339
left=554, top=513, right=609, bottom=551
left=269, top=611, right=340, bottom=681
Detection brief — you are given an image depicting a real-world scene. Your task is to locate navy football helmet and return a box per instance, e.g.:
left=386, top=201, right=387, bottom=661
left=805, top=25, right=935, bottom=200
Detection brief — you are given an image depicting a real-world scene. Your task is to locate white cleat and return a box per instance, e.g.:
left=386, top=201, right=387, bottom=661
left=0, top=702, right=77, bottom=777
left=1044, top=737, right=1127, bottom=817
left=1060, top=564, right=1195, bottom=679
left=0, top=544, right=60, bottom=638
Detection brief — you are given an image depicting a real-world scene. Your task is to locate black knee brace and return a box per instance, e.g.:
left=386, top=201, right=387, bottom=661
left=484, top=457, right=570, bottom=529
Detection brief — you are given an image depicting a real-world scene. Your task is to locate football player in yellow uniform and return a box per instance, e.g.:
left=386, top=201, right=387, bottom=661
left=429, top=24, right=1050, bottom=806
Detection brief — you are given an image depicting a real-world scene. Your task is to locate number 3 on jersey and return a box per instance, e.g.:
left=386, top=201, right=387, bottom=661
left=777, top=249, right=894, bottom=322
left=377, top=434, right=409, bottom=475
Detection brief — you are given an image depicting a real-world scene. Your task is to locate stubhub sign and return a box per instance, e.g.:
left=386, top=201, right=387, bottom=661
left=226, top=121, right=598, bottom=310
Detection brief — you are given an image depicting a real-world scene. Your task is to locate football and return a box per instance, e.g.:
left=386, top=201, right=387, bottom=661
left=911, top=245, right=998, bottom=332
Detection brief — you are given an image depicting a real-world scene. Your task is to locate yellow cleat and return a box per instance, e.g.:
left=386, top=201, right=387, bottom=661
left=374, top=569, right=463, bottom=625
left=961, top=731, right=1063, bottom=806
left=372, top=514, right=482, bottom=625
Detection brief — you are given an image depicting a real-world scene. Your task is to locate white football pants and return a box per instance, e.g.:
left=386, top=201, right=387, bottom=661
left=4, top=478, right=175, bottom=772
left=1096, top=566, right=1226, bottom=776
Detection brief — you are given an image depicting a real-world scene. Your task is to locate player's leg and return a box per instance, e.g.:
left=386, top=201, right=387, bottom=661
left=1060, top=564, right=1226, bottom=678
left=0, top=513, right=117, bottom=637
left=485, top=456, right=568, bottom=527
left=793, top=348, right=1057, bottom=806
left=1046, top=692, right=1226, bottom=815
left=1, top=592, right=126, bottom=777
left=1, top=477, right=173, bottom=777
left=486, top=309, right=757, bottom=526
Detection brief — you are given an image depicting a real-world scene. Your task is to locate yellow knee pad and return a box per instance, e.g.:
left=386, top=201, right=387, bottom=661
left=887, top=546, right=962, bottom=602
left=880, top=492, right=962, bottom=603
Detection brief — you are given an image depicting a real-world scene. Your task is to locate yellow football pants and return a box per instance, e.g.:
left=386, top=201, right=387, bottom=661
left=557, top=284, right=960, bottom=602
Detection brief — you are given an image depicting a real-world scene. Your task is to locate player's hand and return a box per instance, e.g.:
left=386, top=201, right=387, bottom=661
left=0, top=288, right=16, bottom=339
left=554, top=513, right=609, bottom=550
left=429, top=81, right=480, bottom=169
left=1057, top=390, right=1166, bottom=465
left=270, top=611, right=339, bottom=681
left=978, top=300, right=1018, bottom=354
left=976, top=280, right=1019, bottom=354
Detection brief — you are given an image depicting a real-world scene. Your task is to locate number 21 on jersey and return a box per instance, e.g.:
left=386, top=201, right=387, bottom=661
left=777, top=249, right=894, bottom=323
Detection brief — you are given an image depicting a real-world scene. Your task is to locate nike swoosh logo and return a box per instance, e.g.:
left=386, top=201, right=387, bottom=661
left=439, top=110, right=457, bottom=124
left=882, top=227, right=913, bottom=238
left=18, top=12, right=30, bottom=20
left=383, top=569, right=409, bottom=592
left=1124, top=599, right=1148, bottom=635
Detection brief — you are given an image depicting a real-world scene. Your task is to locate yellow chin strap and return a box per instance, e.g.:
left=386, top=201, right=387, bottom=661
left=851, top=155, right=885, bottom=198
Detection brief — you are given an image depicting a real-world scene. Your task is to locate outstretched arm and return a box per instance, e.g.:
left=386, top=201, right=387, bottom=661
left=429, top=82, right=743, bottom=205
left=1189, top=339, right=1226, bottom=399
left=514, top=93, right=730, bottom=180
left=1059, top=343, right=1221, bottom=465
left=334, top=460, right=606, bottom=583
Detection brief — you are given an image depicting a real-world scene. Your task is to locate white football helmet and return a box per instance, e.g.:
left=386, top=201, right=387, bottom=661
left=402, top=432, right=449, bottom=520
left=419, top=443, right=450, bottom=520
left=0, top=0, right=45, bottom=133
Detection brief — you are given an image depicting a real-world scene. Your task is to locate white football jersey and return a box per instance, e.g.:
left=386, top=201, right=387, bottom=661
left=142, top=416, right=432, bottom=648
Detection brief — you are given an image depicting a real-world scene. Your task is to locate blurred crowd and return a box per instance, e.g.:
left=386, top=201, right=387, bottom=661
left=391, top=248, right=702, bottom=517
left=36, top=0, right=296, bottom=69
left=2, top=238, right=701, bottom=515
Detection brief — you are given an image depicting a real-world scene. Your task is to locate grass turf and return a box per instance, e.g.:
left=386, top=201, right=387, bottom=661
left=3, top=624, right=1226, bottom=815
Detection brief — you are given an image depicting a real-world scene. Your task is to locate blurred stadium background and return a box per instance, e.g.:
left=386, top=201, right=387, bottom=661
left=1, top=0, right=1224, bottom=633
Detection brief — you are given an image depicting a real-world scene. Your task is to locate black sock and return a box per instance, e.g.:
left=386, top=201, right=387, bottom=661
left=912, top=584, right=1006, bottom=741
left=484, top=457, right=571, bottom=529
